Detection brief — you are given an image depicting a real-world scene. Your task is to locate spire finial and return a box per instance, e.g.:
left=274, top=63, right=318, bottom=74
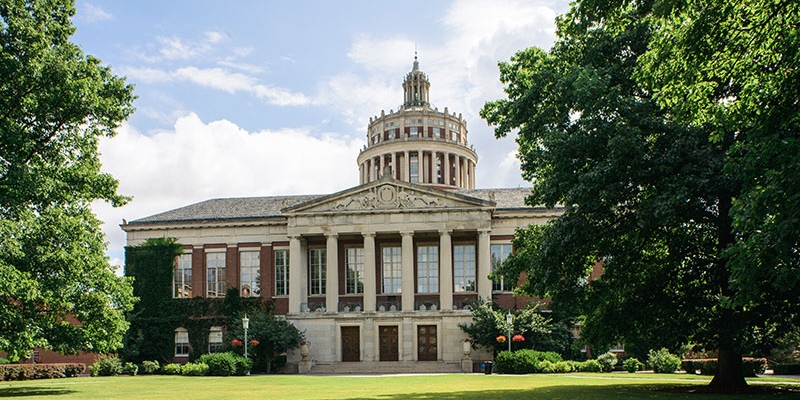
left=412, top=46, right=419, bottom=71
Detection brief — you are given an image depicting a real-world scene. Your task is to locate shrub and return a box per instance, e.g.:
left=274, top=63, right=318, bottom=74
left=648, top=348, right=681, bottom=373
left=0, top=358, right=9, bottom=364
left=597, top=352, right=618, bottom=372
left=742, top=358, right=767, bottom=377
left=141, top=360, right=160, bottom=374
left=774, top=363, right=800, bottom=375
left=576, top=359, right=603, bottom=372
left=122, top=362, right=138, bottom=376
left=181, top=362, right=209, bottom=376
left=197, top=352, right=237, bottom=376
left=553, top=361, right=573, bottom=373
left=623, top=357, right=644, bottom=373
left=494, top=350, right=564, bottom=374
left=538, top=359, right=556, bottom=373
left=232, top=355, right=253, bottom=376
left=162, top=363, right=182, bottom=375
left=89, top=355, right=123, bottom=377
left=0, top=364, right=85, bottom=381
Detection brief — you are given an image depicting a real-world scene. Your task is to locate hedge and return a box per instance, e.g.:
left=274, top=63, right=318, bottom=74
left=774, top=363, right=800, bottom=375
left=681, top=358, right=767, bottom=377
left=0, top=363, right=85, bottom=381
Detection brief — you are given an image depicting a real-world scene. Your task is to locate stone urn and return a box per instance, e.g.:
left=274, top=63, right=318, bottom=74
left=462, top=340, right=472, bottom=358
left=300, top=342, right=309, bottom=360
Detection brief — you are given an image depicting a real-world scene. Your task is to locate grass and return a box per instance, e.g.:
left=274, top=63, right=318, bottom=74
left=0, top=373, right=798, bottom=399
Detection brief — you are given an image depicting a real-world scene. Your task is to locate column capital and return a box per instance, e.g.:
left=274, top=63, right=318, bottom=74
left=362, top=231, right=376, bottom=238
left=438, top=229, right=452, bottom=236
left=478, top=228, right=492, bottom=234
left=325, top=232, right=339, bottom=239
left=400, top=230, right=414, bottom=237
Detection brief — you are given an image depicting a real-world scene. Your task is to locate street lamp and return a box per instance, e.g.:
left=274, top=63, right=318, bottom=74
left=242, top=314, right=250, bottom=375
left=506, top=312, right=513, bottom=353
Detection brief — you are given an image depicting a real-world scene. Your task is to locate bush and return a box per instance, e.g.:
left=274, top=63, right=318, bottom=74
left=576, top=359, right=603, bottom=372
left=0, top=363, right=85, bottom=381
left=141, top=360, right=160, bottom=374
left=774, top=363, right=800, bottom=375
left=623, top=357, right=644, bottom=373
left=162, top=363, right=182, bottom=375
left=232, top=355, right=253, bottom=376
left=553, top=361, right=573, bottom=373
left=742, top=358, right=767, bottom=377
left=648, top=348, right=681, bottom=374
left=538, top=359, right=555, bottom=373
left=597, top=352, right=618, bottom=372
left=197, top=352, right=238, bottom=376
left=181, top=362, right=209, bottom=376
left=89, top=355, right=123, bottom=377
left=122, top=362, right=138, bottom=376
left=494, top=350, right=564, bottom=374
left=683, top=358, right=767, bottom=377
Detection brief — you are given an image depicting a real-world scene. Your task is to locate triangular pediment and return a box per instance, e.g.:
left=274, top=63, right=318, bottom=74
left=283, top=177, right=494, bottom=214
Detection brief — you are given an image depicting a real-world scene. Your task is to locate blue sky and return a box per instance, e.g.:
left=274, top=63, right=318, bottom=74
left=72, top=0, right=572, bottom=268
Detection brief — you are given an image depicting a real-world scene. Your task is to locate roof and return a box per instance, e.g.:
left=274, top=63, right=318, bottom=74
left=125, top=187, right=536, bottom=226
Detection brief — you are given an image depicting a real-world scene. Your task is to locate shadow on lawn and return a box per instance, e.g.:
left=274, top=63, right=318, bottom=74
left=0, top=386, right=76, bottom=397
left=342, top=383, right=800, bottom=400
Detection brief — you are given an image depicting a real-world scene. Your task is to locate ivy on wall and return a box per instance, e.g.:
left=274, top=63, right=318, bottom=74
left=121, top=238, right=270, bottom=364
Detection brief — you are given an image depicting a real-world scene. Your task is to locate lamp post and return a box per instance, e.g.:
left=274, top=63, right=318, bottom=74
left=242, top=314, right=250, bottom=375
left=506, top=312, right=513, bottom=353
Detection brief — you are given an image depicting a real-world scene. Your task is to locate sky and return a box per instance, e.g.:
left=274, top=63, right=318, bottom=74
left=71, top=0, right=573, bottom=270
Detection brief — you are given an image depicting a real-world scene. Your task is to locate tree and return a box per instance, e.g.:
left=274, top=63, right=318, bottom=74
left=481, top=0, right=798, bottom=392
left=0, top=0, right=136, bottom=360
left=227, top=309, right=303, bottom=374
left=458, top=301, right=550, bottom=355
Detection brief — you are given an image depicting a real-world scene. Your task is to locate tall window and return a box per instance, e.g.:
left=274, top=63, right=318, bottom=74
left=382, top=246, right=402, bottom=294
left=410, top=126, right=419, bottom=137
left=454, top=244, right=476, bottom=292
left=410, top=153, right=419, bottom=183
left=240, top=250, right=260, bottom=297
left=274, top=249, right=289, bottom=296
left=435, top=155, right=442, bottom=183
left=206, top=252, right=226, bottom=298
left=208, top=326, right=223, bottom=353
left=491, top=244, right=513, bottom=292
left=309, top=248, right=326, bottom=295
left=173, top=253, right=192, bottom=298
left=417, top=246, right=439, bottom=293
left=175, top=328, right=189, bottom=357
left=346, top=247, right=364, bottom=294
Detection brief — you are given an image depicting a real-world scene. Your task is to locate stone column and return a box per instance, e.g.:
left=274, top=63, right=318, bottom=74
left=421, top=151, right=429, bottom=183
left=363, top=232, right=377, bottom=313
left=401, top=231, right=414, bottom=312
left=444, top=153, right=451, bottom=186
left=326, top=233, right=339, bottom=313
left=288, top=235, right=304, bottom=313
left=439, top=230, right=453, bottom=311
left=403, top=151, right=410, bottom=182
left=477, top=229, right=492, bottom=301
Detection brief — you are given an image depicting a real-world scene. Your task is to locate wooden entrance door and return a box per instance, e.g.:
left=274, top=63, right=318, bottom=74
left=379, top=326, right=399, bottom=361
left=341, top=326, right=360, bottom=362
left=417, top=325, right=437, bottom=361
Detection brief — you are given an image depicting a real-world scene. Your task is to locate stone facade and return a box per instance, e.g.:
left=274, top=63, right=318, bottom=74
left=121, top=57, right=564, bottom=373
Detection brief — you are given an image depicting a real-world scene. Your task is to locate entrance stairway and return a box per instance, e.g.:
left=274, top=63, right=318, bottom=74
left=308, top=360, right=463, bottom=375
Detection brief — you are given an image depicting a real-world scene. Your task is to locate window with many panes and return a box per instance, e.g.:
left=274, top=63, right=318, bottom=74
left=240, top=250, right=260, bottom=297
left=274, top=249, right=289, bottom=296
left=346, top=247, right=364, bottom=294
left=410, top=126, right=418, bottom=137
left=208, top=326, right=223, bottom=353
left=454, top=244, right=476, bottom=292
left=410, top=153, right=419, bottom=183
left=309, top=248, right=326, bottom=295
left=417, top=246, right=439, bottom=293
left=491, top=244, right=513, bottom=292
left=382, top=246, right=402, bottom=294
left=175, top=328, right=189, bottom=357
left=206, top=252, right=226, bottom=298
left=173, top=253, right=192, bottom=298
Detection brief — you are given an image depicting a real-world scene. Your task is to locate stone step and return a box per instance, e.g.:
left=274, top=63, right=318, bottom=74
left=309, top=360, right=463, bottom=375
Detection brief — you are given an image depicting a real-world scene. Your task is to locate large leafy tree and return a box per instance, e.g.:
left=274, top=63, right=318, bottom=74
left=0, top=0, right=136, bottom=359
left=458, top=302, right=551, bottom=355
left=227, top=310, right=303, bottom=374
left=482, top=0, right=798, bottom=392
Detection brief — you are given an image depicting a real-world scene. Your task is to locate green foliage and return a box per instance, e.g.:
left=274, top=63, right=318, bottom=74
left=648, top=348, right=681, bottom=374
left=682, top=358, right=767, bottom=377
left=162, top=363, right=181, bottom=375
left=141, top=360, right=160, bottom=374
left=88, top=354, right=123, bottom=377
left=180, top=362, right=208, bottom=376
left=573, top=359, right=603, bottom=373
left=596, top=352, right=618, bottom=372
left=493, top=349, right=564, bottom=374
left=226, top=309, right=303, bottom=373
left=458, top=300, right=551, bottom=355
left=0, top=0, right=136, bottom=359
left=197, top=352, right=243, bottom=376
left=122, top=362, right=138, bottom=376
left=481, top=0, right=800, bottom=391
left=774, top=363, right=800, bottom=375
left=0, top=363, right=85, bottom=380
left=623, top=357, right=644, bottom=373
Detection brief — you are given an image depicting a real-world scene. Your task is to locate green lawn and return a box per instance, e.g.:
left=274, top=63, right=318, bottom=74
left=0, top=373, right=798, bottom=399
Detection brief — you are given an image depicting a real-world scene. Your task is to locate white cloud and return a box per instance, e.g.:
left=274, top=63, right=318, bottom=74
left=96, top=114, right=363, bottom=262
left=80, top=3, right=113, bottom=22
left=152, top=31, right=229, bottom=61
left=120, top=66, right=310, bottom=106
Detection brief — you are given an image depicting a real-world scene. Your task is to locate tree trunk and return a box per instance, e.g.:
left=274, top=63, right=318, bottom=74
left=709, top=346, right=747, bottom=392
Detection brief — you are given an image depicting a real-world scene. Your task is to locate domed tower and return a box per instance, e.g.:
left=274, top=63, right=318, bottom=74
left=357, top=55, right=477, bottom=190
